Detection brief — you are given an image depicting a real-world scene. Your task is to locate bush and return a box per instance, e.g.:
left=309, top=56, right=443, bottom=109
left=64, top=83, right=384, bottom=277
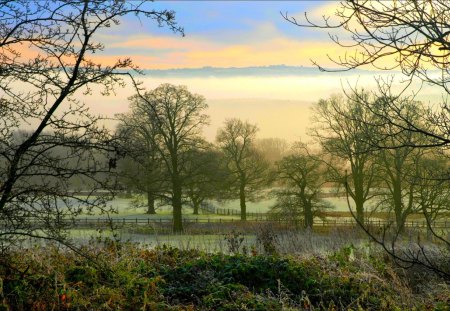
left=0, top=241, right=447, bottom=310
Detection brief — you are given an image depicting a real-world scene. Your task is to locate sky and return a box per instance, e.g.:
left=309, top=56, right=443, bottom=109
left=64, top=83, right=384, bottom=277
left=94, top=1, right=343, bottom=69
left=84, top=1, right=443, bottom=143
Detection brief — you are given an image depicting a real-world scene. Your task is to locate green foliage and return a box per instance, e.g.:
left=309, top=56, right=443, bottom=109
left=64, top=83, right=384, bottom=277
left=0, top=241, right=447, bottom=310
left=202, top=283, right=282, bottom=310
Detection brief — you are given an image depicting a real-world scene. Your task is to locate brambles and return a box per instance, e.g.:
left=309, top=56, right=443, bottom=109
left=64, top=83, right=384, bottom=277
left=1, top=240, right=447, bottom=310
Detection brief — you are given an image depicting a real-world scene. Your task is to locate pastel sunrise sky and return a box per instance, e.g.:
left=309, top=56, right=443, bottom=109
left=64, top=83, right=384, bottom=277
left=86, top=1, right=442, bottom=142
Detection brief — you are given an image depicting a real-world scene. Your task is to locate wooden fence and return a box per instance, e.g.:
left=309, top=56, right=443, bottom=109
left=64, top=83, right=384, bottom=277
left=14, top=217, right=447, bottom=229
left=200, top=202, right=268, bottom=219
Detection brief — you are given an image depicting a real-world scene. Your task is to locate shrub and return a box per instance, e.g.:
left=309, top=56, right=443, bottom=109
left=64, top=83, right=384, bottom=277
left=0, top=241, right=448, bottom=310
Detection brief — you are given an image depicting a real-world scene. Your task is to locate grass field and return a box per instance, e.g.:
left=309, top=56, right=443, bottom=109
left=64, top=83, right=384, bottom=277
left=74, top=196, right=448, bottom=224
left=100, top=196, right=357, bottom=214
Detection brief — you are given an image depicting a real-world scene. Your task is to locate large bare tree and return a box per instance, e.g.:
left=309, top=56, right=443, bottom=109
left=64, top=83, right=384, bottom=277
left=115, top=115, right=167, bottom=214
left=128, top=84, right=209, bottom=233
left=0, top=1, right=182, bottom=251
left=312, top=92, right=378, bottom=224
left=284, top=0, right=450, bottom=147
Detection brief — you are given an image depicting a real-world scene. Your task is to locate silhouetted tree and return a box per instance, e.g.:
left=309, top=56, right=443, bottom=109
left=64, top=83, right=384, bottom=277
left=216, top=119, right=270, bottom=221
left=0, top=1, right=182, bottom=252
left=288, top=0, right=450, bottom=279
left=271, top=144, right=332, bottom=228
left=285, top=0, right=450, bottom=148
left=129, top=84, right=208, bottom=232
left=183, top=147, right=229, bottom=215
left=312, top=92, right=379, bottom=223
left=412, top=151, right=450, bottom=237
left=371, top=97, right=427, bottom=232
left=115, top=116, right=167, bottom=214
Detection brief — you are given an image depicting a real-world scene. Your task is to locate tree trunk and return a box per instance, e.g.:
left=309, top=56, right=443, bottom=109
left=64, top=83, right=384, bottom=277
left=239, top=183, right=246, bottom=221
left=304, top=201, right=313, bottom=229
left=393, top=178, right=405, bottom=232
left=300, top=186, right=313, bottom=228
left=355, top=199, right=364, bottom=224
left=172, top=180, right=183, bottom=233
left=353, top=172, right=365, bottom=224
left=146, top=192, right=156, bottom=214
left=193, top=201, right=199, bottom=215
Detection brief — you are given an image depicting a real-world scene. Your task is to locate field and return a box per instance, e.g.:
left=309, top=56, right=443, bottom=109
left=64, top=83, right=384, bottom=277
left=72, top=196, right=448, bottom=228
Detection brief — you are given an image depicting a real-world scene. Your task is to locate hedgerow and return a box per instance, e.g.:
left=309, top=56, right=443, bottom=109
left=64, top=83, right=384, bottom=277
left=0, top=240, right=448, bottom=310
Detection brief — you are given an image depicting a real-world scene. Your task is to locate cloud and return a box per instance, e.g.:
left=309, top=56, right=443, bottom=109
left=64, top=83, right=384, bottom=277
left=89, top=27, right=351, bottom=70
left=305, top=2, right=345, bottom=21
left=85, top=1, right=426, bottom=74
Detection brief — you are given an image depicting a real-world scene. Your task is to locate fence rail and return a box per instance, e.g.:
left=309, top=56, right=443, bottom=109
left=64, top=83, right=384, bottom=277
left=199, top=203, right=267, bottom=218
left=75, top=218, right=449, bottom=228
left=3, top=217, right=447, bottom=229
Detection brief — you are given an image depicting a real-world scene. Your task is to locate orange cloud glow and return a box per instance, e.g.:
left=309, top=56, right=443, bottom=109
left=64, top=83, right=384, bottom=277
left=89, top=33, right=350, bottom=69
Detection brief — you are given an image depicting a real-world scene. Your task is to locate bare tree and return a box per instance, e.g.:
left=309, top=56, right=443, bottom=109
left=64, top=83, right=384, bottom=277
left=287, top=0, right=450, bottom=278
left=0, top=1, right=182, bottom=251
left=284, top=0, right=450, bottom=147
left=254, top=137, right=289, bottom=165
left=337, top=92, right=450, bottom=279
left=312, top=92, right=379, bottom=223
left=284, top=1, right=450, bottom=87
left=271, top=144, right=332, bottom=228
left=369, top=96, right=428, bottom=232
left=413, top=151, right=450, bottom=235
left=115, top=116, right=167, bottom=214
left=183, top=147, right=228, bottom=215
left=128, top=84, right=209, bottom=232
left=216, top=119, right=270, bottom=221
